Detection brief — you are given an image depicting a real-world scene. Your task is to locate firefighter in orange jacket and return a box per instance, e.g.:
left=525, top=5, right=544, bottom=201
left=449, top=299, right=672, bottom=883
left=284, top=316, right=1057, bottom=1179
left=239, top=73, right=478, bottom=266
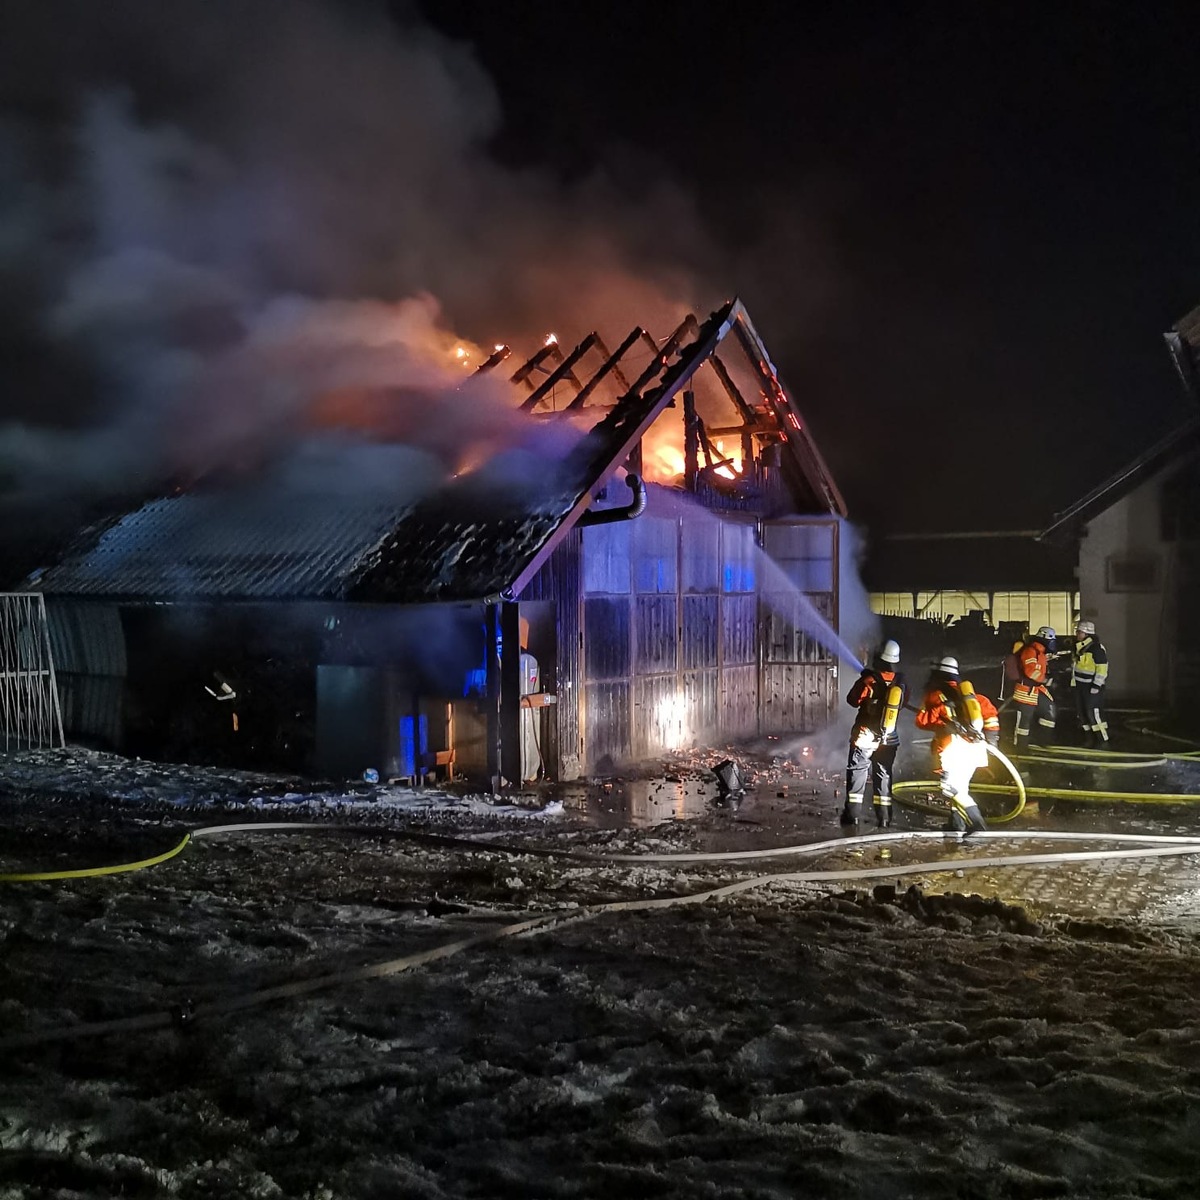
left=1012, top=626, right=1057, bottom=746
left=915, top=656, right=1000, bottom=834
left=840, top=639, right=907, bottom=828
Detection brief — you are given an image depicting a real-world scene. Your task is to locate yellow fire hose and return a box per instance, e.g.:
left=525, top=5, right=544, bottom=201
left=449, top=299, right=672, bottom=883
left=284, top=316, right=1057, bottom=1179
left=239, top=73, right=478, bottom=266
left=1029, top=745, right=1200, bottom=765
left=0, top=833, right=192, bottom=883
left=893, top=741, right=1028, bottom=823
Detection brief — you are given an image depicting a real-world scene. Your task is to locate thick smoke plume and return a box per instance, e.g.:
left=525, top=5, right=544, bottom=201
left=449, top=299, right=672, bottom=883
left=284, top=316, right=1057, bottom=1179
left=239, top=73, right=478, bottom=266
left=0, top=0, right=722, bottom=521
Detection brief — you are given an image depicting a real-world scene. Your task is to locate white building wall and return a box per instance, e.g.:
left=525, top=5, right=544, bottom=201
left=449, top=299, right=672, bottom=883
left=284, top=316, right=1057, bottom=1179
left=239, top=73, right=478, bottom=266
left=1076, top=473, right=1169, bottom=703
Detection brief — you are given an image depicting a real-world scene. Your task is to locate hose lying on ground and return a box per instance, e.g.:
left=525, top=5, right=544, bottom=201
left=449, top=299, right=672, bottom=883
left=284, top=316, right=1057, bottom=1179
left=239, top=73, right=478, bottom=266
left=5, top=825, right=1200, bottom=1052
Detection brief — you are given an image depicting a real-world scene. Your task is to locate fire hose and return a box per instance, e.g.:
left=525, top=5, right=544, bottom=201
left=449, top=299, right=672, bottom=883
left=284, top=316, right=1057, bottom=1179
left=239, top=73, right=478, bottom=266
left=6, top=823, right=1200, bottom=1052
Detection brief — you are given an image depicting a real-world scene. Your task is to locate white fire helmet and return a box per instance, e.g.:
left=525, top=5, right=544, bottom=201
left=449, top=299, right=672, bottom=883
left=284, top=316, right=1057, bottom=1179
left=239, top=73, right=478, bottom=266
left=1036, top=626, right=1056, bottom=641
left=936, top=656, right=959, bottom=675
left=879, top=639, right=900, bottom=664
left=1075, top=619, right=1095, bottom=636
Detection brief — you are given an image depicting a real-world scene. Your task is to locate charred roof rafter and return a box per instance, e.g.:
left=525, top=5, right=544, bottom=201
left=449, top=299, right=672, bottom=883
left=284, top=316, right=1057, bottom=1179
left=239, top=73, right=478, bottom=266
left=519, top=332, right=600, bottom=412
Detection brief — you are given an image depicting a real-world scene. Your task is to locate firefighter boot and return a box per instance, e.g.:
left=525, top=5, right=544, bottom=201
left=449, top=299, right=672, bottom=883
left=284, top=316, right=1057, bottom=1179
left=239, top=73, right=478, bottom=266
left=839, top=798, right=862, bottom=826
left=875, top=800, right=893, bottom=829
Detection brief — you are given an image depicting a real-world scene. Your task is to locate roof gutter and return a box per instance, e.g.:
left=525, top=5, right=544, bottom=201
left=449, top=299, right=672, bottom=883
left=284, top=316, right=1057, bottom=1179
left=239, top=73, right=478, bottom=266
left=576, top=473, right=647, bottom=527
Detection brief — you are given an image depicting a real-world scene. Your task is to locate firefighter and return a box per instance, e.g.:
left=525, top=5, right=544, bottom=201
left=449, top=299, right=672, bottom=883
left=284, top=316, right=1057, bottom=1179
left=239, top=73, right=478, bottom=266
left=1011, top=626, right=1057, bottom=747
left=840, top=639, right=907, bottom=828
left=1072, top=619, right=1110, bottom=745
left=915, top=656, right=1001, bottom=834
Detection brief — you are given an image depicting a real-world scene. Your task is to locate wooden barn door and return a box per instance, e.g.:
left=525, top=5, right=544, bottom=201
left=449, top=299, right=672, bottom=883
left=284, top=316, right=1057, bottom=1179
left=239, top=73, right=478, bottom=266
left=759, top=518, right=840, bottom=735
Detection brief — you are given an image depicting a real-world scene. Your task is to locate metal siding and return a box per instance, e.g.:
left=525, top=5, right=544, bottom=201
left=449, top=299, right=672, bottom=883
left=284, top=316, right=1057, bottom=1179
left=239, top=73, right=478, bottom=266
left=45, top=601, right=126, bottom=747
left=584, top=681, right=630, bottom=768
left=56, top=674, right=123, bottom=747
left=635, top=595, right=677, bottom=674
left=46, top=602, right=127, bottom=675
left=681, top=594, right=718, bottom=669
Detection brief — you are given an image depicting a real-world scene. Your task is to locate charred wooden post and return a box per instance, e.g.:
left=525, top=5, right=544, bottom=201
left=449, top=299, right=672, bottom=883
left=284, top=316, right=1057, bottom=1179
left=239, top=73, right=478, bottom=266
left=500, top=601, right=523, bottom=788
left=683, top=389, right=699, bottom=491
left=486, top=602, right=502, bottom=791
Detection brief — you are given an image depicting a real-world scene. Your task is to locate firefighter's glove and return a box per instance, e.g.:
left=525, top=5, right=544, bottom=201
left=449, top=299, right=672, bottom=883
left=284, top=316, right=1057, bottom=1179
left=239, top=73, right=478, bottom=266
left=1090, top=686, right=1102, bottom=695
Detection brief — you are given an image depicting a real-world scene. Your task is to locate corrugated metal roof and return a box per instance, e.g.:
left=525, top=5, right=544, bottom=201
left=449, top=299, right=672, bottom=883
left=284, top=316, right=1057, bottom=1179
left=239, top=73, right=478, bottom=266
left=36, top=491, right=414, bottom=601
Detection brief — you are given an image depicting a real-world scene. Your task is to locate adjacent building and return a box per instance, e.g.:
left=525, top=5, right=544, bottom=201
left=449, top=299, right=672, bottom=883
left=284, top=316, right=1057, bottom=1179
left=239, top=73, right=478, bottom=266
left=1038, top=302, right=1200, bottom=710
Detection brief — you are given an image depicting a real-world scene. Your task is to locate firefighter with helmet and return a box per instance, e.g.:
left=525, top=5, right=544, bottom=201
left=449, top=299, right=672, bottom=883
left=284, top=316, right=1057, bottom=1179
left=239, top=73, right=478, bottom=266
left=1011, top=626, right=1057, bottom=746
left=915, top=656, right=1000, bottom=834
left=840, top=639, right=907, bottom=828
left=1072, top=619, right=1110, bottom=745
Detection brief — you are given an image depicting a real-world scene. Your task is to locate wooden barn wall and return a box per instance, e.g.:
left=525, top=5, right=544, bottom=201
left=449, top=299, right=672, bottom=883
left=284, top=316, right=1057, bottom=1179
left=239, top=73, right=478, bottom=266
left=576, top=513, right=744, bottom=768
left=579, top=511, right=838, bottom=772
left=760, top=520, right=839, bottom=735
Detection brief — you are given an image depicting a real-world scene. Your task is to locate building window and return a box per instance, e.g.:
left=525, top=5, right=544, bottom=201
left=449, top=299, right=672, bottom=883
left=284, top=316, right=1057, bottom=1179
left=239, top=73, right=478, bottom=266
left=1105, top=555, right=1159, bottom=592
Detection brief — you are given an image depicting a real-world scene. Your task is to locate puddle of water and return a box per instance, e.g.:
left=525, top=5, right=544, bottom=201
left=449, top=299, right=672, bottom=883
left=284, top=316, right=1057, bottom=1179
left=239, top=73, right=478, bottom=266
left=560, top=777, right=724, bottom=828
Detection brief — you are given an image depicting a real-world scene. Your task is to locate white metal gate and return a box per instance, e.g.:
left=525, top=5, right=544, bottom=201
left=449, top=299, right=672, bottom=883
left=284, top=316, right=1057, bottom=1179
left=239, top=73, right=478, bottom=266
left=0, top=593, right=65, bottom=750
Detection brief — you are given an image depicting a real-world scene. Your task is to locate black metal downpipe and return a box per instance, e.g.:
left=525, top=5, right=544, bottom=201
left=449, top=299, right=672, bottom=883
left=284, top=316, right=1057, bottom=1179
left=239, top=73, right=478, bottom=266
left=577, top=473, right=647, bottom=527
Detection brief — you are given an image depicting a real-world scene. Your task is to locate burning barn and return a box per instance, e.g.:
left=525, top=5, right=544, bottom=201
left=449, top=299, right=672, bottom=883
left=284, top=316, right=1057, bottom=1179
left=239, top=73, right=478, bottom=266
left=29, top=299, right=847, bottom=785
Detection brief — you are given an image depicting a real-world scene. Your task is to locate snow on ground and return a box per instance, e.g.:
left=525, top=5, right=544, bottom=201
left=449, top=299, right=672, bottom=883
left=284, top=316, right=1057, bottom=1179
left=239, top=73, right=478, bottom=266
left=4, top=745, right=1200, bottom=1198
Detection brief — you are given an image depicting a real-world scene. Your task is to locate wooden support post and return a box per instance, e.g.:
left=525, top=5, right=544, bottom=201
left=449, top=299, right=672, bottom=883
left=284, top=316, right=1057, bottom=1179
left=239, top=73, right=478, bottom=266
left=500, top=600, right=522, bottom=789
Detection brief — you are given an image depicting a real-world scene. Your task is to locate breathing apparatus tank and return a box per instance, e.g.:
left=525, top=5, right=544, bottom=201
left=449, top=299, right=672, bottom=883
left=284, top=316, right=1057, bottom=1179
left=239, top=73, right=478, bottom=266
left=881, top=684, right=904, bottom=737
left=959, top=678, right=985, bottom=734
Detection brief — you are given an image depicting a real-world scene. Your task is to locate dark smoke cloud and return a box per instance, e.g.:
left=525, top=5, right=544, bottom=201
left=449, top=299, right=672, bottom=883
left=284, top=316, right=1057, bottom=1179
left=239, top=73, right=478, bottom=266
left=0, top=0, right=727, bottom=518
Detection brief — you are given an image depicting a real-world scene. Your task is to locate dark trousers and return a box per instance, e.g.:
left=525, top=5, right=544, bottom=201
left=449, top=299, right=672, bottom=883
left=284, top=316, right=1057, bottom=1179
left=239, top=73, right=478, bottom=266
left=846, top=742, right=898, bottom=816
left=1075, top=685, right=1109, bottom=742
left=1013, top=688, right=1056, bottom=745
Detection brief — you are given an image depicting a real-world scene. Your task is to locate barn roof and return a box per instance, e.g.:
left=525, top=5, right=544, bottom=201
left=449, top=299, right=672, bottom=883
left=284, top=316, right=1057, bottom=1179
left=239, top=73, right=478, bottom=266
left=31, top=299, right=845, bottom=604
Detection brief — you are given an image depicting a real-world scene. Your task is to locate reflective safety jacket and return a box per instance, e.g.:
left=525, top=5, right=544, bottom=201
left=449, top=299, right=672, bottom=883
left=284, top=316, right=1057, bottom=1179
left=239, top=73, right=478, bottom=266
left=915, top=678, right=1000, bottom=769
left=846, top=667, right=907, bottom=745
left=1012, top=639, right=1051, bottom=705
left=1073, top=634, right=1109, bottom=689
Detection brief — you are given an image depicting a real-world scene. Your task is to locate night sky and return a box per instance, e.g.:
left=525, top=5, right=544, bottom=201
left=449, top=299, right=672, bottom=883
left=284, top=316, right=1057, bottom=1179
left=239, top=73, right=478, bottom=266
left=420, top=0, right=1200, bottom=532
left=2, top=1, right=1198, bottom=539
